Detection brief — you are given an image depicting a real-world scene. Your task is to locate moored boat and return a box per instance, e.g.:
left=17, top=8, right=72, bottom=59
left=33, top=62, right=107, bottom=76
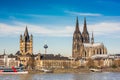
left=0, top=66, right=28, bottom=74
left=43, top=69, right=53, bottom=73
left=90, top=69, right=102, bottom=72
left=0, top=71, right=28, bottom=74
left=40, top=68, right=53, bottom=73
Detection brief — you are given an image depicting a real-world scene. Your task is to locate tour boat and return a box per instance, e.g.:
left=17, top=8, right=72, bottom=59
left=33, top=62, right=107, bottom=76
left=0, top=66, right=28, bottom=74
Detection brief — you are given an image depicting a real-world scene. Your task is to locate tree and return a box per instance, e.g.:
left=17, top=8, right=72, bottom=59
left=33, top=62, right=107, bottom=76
left=111, top=59, right=120, bottom=68
left=87, top=58, right=95, bottom=68
left=27, top=54, right=35, bottom=70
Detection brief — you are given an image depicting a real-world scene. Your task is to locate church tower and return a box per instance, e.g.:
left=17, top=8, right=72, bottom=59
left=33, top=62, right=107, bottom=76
left=91, top=32, right=94, bottom=44
left=82, top=17, right=90, bottom=43
left=20, top=26, right=33, bottom=55
left=72, top=17, right=83, bottom=58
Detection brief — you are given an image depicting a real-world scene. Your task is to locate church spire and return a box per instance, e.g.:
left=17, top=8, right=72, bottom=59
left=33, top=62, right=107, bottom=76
left=91, top=31, right=94, bottom=44
left=83, top=17, right=88, bottom=33
left=4, top=49, right=6, bottom=55
left=75, top=16, right=80, bottom=32
left=24, top=26, right=29, bottom=37
left=20, top=26, right=33, bottom=55
left=82, top=17, right=90, bottom=43
left=24, top=26, right=29, bottom=41
left=73, top=16, right=82, bottom=39
left=72, top=17, right=83, bottom=58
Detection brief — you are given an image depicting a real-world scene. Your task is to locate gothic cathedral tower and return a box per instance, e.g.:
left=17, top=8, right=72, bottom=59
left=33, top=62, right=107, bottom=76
left=20, top=26, right=33, bottom=55
left=72, top=17, right=83, bottom=58
left=82, top=17, right=90, bottom=43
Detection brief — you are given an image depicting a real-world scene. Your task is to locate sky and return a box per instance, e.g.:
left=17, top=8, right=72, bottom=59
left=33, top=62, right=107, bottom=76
left=0, top=0, right=120, bottom=56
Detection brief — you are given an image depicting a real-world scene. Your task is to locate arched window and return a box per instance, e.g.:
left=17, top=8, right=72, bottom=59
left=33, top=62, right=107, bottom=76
left=97, top=49, right=99, bottom=54
left=93, top=50, right=95, bottom=55
left=85, top=52, right=86, bottom=57
left=100, top=49, right=102, bottom=54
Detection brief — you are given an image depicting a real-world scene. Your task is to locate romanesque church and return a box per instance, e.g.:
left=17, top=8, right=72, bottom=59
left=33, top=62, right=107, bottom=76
left=72, top=17, right=107, bottom=59
left=16, top=27, right=33, bottom=67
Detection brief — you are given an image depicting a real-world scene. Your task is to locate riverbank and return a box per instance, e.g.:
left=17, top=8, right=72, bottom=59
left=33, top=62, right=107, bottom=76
left=28, top=68, right=90, bottom=74
left=28, top=68, right=120, bottom=74
left=53, top=68, right=90, bottom=73
left=102, top=68, right=120, bottom=72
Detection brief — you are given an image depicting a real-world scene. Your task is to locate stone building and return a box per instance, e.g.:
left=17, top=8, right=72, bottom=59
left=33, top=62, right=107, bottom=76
left=91, top=55, right=113, bottom=67
left=16, top=26, right=33, bottom=67
left=20, top=26, right=33, bottom=55
left=17, top=27, right=78, bottom=69
left=35, top=54, right=79, bottom=69
left=0, top=53, right=19, bottom=67
left=72, top=17, right=107, bottom=59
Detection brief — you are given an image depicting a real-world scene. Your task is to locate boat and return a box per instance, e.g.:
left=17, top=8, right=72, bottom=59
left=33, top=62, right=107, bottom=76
left=0, top=66, right=28, bottom=74
left=40, top=68, right=53, bottom=73
left=0, top=71, right=28, bottom=74
left=43, top=69, right=53, bottom=73
left=90, top=69, right=102, bottom=72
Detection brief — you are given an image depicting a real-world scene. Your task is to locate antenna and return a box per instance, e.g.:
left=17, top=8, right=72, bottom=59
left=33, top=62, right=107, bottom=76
left=44, top=43, right=48, bottom=57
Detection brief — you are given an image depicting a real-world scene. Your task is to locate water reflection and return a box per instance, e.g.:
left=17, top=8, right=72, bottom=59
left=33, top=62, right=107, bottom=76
left=0, top=72, right=120, bottom=80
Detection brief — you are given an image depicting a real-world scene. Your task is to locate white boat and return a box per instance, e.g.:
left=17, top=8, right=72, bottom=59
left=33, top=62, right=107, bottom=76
left=0, top=71, right=28, bottom=74
left=90, top=69, right=102, bottom=72
left=43, top=69, right=53, bottom=73
left=40, top=68, right=53, bottom=73
left=0, top=66, right=28, bottom=74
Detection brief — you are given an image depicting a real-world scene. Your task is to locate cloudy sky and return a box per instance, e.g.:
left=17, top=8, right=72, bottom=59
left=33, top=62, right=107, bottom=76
left=0, top=0, right=120, bottom=56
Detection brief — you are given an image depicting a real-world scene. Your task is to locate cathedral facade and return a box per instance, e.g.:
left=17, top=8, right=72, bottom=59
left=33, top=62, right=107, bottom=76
left=72, top=17, right=107, bottom=59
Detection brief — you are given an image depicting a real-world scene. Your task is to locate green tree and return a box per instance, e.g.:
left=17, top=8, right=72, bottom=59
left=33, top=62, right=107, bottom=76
left=87, top=58, right=95, bottom=68
left=27, top=54, right=35, bottom=70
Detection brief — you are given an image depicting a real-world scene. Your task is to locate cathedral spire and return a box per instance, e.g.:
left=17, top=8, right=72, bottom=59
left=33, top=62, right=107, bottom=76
left=83, top=17, right=88, bottom=33
left=75, top=16, right=80, bottom=32
left=73, top=16, right=82, bottom=40
left=82, top=17, right=90, bottom=43
left=72, top=17, right=83, bottom=58
left=91, top=31, right=94, bottom=44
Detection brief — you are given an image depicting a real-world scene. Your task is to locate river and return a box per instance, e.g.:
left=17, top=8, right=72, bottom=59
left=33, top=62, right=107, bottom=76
left=0, top=72, right=120, bottom=80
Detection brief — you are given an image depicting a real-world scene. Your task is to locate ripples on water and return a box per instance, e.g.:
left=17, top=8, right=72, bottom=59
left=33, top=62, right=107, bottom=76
left=0, top=72, right=120, bottom=80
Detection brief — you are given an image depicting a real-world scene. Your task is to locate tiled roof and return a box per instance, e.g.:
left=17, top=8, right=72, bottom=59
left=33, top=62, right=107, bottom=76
left=84, top=43, right=104, bottom=47
left=40, top=54, right=70, bottom=60
left=8, top=54, right=16, bottom=58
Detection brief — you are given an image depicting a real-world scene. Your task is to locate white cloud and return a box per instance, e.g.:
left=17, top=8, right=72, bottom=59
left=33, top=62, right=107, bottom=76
left=0, top=23, right=24, bottom=36
left=0, top=21, right=120, bottom=37
left=88, top=22, right=120, bottom=36
left=0, top=22, right=74, bottom=37
left=65, top=11, right=102, bottom=16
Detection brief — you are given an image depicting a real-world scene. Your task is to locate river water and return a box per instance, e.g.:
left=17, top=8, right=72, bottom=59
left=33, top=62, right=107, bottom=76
left=0, top=72, right=120, bottom=80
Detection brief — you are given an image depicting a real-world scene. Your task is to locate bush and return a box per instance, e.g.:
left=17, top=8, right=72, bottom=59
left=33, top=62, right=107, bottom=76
left=111, top=64, right=117, bottom=68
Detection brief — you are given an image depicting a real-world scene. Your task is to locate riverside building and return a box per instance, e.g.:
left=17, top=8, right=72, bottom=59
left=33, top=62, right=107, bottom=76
left=16, top=27, right=78, bottom=69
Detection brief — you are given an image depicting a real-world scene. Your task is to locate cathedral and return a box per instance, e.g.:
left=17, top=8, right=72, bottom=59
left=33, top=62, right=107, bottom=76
left=72, top=17, right=107, bottom=59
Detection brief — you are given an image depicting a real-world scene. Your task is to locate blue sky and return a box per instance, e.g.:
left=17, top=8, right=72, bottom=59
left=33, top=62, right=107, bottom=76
left=0, top=0, right=120, bottom=56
